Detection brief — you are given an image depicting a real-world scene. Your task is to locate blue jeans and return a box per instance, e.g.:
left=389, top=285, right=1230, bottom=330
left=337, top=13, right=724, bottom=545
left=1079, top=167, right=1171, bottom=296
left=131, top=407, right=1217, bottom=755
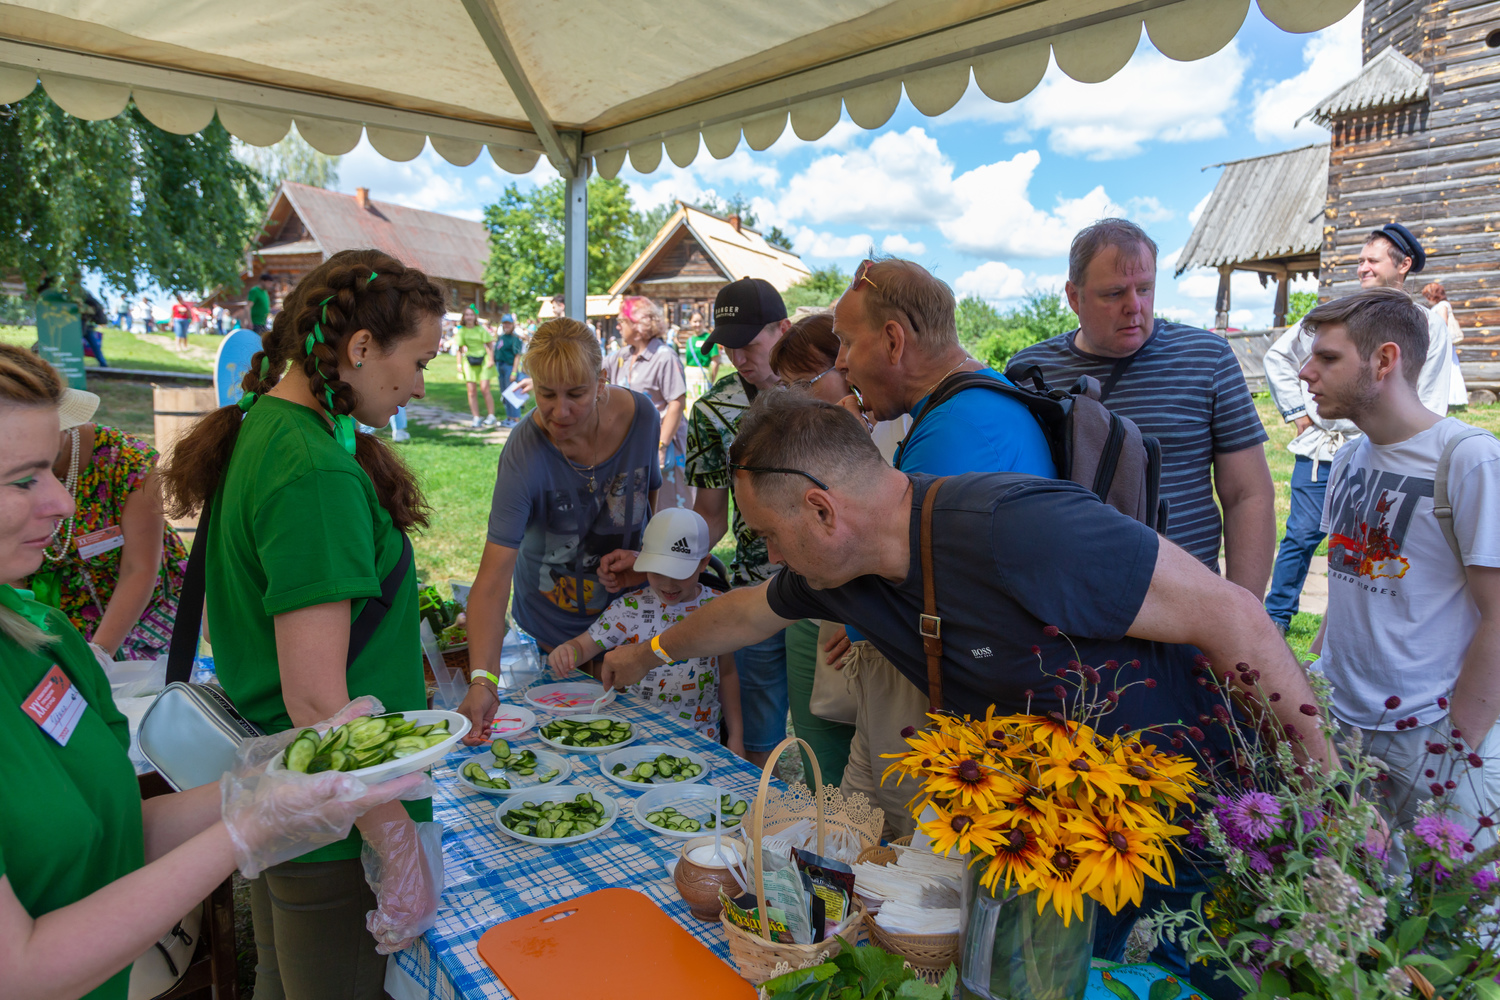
left=495, top=362, right=520, bottom=418
left=734, top=628, right=789, bottom=753
left=173, top=317, right=189, bottom=339
left=81, top=327, right=106, bottom=367
left=1264, top=455, right=1331, bottom=629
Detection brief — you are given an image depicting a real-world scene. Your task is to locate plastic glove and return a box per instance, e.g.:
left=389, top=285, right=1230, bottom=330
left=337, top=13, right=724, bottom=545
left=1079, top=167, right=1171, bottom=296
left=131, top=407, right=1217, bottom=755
left=234, top=696, right=386, bottom=773
left=221, top=766, right=434, bottom=879
left=360, top=817, right=444, bottom=954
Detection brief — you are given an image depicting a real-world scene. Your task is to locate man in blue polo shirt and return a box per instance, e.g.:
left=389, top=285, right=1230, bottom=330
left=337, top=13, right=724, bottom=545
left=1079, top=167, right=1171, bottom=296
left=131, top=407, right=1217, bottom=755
left=829, top=257, right=1055, bottom=838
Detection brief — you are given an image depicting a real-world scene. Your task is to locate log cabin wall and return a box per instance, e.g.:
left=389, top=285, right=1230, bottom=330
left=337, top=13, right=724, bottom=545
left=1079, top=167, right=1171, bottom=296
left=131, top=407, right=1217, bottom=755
left=1321, top=0, right=1500, bottom=391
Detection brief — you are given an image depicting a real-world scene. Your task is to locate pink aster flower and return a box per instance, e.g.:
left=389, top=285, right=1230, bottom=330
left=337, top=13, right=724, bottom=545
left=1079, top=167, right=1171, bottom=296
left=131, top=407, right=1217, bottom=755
left=1230, top=791, right=1284, bottom=842
left=1414, top=815, right=1469, bottom=861
left=1473, top=867, right=1499, bottom=893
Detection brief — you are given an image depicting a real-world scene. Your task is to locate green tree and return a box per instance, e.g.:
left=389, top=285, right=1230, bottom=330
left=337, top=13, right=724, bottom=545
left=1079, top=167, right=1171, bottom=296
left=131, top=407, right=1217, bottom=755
left=1285, top=290, right=1318, bottom=326
left=236, top=127, right=340, bottom=196
left=969, top=289, right=1076, bottom=370
left=781, top=266, right=851, bottom=312
left=0, top=90, right=263, bottom=294
left=483, top=176, right=642, bottom=318
left=955, top=296, right=1004, bottom=353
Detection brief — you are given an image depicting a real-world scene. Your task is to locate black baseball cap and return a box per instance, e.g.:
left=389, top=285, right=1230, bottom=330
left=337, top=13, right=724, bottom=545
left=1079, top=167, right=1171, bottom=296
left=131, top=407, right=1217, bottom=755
left=1373, top=223, right=1426, bottom=273
left=706, top=277, right=787, bottom=350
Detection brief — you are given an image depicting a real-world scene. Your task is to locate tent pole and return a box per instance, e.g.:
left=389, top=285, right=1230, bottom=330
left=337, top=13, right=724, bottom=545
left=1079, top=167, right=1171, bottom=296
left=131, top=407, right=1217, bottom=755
left=564, top=155, right=591, bottom=324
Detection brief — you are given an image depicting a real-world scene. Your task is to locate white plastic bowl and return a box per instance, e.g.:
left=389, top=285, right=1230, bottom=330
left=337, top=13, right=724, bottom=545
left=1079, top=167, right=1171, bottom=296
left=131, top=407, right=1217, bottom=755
left=536, top=714, right=636, bottom=755
left=454, top=748, right=572, bottom=797
left=267, top=710, right=470, bottom=783
left=632, top=783, right=750, bottom=839
left=599, top=743, right=711, bottom=791
left=524, top=681, right=615, bottom=715
left=493, top=786, right=619, bottom=846
left=487, top=704, right=536, bottom=741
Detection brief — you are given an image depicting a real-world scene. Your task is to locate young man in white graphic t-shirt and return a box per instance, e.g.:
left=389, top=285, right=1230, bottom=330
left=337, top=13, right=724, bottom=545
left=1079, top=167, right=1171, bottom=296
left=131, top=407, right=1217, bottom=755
left=1301, top=287, right=1500, bottom=851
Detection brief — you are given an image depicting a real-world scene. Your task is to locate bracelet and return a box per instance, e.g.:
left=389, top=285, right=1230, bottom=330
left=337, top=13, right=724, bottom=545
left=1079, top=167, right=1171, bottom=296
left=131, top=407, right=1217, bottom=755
left=469, top=669, right=500, bottom=687
left=651, top=634, right=678, bottom=666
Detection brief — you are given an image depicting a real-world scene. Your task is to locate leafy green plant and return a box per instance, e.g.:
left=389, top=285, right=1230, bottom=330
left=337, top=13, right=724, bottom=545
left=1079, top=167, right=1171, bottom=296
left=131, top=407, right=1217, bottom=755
left=783, top=266, right=853, bottom=312
left=961, top=289, right=1076, bottom=370
left=1285, top=290, right=1318, bottom=327
left=759, top=941, right=957, bottom=999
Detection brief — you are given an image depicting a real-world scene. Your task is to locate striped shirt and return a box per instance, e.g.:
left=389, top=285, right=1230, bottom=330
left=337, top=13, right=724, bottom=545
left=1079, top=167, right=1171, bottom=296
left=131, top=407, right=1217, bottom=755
left=1010, top=320, right=1267, bottom=569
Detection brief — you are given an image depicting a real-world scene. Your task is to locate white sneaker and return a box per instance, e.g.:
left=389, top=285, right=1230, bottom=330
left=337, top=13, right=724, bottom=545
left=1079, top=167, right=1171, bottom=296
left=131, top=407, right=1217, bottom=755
left=391, top=428, right=411, bottom=442
left=470, top=416, right=483, bottom=428
left=482, top=414, right=498, bottom=427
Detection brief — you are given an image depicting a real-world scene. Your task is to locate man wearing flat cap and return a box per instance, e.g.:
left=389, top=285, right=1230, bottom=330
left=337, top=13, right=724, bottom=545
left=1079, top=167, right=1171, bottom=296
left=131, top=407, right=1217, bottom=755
left=1261, top=220, right=1460, bottom=632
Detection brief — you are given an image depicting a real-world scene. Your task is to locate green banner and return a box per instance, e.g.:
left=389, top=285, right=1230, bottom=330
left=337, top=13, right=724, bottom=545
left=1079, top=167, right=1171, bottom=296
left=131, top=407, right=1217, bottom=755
left=35, top=292, right=86, bottom=386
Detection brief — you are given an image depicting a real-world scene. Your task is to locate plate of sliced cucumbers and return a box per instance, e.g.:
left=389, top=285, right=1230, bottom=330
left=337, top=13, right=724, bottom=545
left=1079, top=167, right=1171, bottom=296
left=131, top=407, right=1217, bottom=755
left=631, top=784, right=751, bottom=839
left=536, top=714, right=635, bottom=754
left=455, top=744, right=571, bottom=797
left=598, top=744, right=711, bottom=790
left=494, top=787, right=619, bottom=846
left=270, top=710, right=469, bottom=782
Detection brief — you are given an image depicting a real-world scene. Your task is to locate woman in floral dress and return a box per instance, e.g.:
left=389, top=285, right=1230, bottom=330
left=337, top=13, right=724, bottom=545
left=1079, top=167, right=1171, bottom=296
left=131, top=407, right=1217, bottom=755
left=25, top=400, right=187, bottom=660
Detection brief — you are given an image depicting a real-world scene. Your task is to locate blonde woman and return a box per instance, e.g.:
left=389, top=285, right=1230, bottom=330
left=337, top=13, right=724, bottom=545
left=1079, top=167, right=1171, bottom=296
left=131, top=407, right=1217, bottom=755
left=457, top=319, right=662, bottom=742
left=608, top=296, right=692, bottom=509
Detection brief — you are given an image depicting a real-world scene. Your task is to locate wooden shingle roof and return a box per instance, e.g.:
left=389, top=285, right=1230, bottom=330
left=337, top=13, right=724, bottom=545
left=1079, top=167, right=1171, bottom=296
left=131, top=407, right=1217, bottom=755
left=1174, top=144, right=1329, bottom=276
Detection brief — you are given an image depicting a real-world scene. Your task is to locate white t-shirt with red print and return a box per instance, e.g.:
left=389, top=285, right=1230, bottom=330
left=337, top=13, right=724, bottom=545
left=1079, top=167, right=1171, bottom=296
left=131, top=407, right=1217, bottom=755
left=1320, top=418, right=1500, bottom=729
left=587, top=583, right=723, bottom=739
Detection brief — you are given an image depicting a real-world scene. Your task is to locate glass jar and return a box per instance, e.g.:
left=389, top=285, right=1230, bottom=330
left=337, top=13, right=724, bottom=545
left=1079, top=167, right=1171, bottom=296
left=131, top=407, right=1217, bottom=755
left=959, top=857, right=1097, bottom=1000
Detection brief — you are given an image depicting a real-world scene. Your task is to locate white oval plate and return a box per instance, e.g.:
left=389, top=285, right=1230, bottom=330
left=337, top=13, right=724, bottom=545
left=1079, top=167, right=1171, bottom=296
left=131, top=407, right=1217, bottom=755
left=632, top=783, right=751, bottom=839
left=536, top=714, right=636, bottom=755
left=524, top=681, right=615, bottom=715
left=454, top=748, right=572, bottom=797
left=488, top=704, right=536, bottom=742
left=599, top=743, right=711, bottom=791
left=268, top=710, right=470, bottom=783
left=493, top=786, right=619, bottom=846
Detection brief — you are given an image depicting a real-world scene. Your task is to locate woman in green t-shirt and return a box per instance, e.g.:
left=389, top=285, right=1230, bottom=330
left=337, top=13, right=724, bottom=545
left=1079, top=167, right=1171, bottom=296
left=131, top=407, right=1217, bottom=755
left=0, top=343, right=426, bottom=1000
left=454, top=307, right=497, bottom=428
left=160, top=250, right=446, bottom=999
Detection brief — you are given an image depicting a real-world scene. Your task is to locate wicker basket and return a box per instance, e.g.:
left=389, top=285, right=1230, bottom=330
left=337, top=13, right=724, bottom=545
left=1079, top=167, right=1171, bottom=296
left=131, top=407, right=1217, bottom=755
left=855, top=836, right=962, bottom=984
left=721, top=736, right=879, bottom=985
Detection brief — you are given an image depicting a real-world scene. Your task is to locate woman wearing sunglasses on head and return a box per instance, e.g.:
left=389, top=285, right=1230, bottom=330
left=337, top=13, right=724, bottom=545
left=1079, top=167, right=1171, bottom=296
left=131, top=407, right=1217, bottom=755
left=0, top=343, right=428, bottom=1000
left=160, top=249, right=446, bottom=999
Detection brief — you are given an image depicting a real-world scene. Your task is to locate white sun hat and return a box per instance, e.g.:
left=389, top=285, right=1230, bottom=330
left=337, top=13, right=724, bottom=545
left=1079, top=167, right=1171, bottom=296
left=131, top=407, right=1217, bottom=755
left=58, top=387, right=101, bottom=431
left=633, top=507, right=711, bottom=579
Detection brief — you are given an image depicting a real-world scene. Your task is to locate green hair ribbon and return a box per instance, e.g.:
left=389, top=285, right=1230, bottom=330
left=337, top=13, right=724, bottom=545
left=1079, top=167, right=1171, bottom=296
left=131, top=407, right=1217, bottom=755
left=237, top=357, right=274, bottom=412
left=369, top=271, right=379, bottom=282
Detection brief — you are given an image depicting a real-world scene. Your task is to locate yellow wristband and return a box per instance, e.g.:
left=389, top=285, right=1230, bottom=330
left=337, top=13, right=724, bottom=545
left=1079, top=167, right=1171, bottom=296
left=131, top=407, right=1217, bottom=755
left=469, top=669, right=499, bottom=687
left=651, top=634, right=678, bottom=666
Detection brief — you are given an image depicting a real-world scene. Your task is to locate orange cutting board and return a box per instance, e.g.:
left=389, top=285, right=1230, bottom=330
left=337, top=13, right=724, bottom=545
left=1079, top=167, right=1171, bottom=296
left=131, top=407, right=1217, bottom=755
left=476, top=887, right=756, bottom=999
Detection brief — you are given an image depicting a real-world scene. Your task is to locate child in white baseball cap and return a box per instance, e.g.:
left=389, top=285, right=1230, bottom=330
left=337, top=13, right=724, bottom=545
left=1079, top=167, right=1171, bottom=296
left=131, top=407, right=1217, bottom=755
left=548, top=508, right=743, bottom=750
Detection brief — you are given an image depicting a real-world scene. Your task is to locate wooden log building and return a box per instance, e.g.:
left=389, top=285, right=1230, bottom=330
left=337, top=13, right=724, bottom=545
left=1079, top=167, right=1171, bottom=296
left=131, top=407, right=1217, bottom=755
left=1315, top=0, right=1500, bottom=395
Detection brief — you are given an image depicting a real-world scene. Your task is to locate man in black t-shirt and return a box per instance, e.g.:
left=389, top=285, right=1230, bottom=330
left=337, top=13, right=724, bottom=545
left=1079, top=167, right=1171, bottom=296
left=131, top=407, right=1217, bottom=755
left=600, top=388, right=1328, bottom=976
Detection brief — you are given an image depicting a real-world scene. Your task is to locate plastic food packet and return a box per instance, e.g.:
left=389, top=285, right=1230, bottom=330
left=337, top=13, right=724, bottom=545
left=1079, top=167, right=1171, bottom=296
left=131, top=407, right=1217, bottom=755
left=794, top=848, right=856, bottom=930
left=722, top=845, right=814, bottom=943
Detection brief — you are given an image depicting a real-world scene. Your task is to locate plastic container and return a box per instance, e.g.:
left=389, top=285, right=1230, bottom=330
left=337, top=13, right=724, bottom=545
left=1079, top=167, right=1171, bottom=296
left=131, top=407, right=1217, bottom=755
left=493, top=786, right=619, bottom=846
left=631, top=783, right=749, bottom=839
left=488, top=704, right=536, bottom=741
left=536, top=714, right=635, bottom=754
left=525, top=681, right=615, bottom=715
left=266, top=709, right=470, bottom=783
left=599, top=743, right=711, bottom=791
left=455, top=747, right=572, bottom=797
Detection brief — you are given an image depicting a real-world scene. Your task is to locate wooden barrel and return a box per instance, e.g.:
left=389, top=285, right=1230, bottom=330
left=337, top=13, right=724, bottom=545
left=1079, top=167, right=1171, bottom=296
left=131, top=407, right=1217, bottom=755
left=152, top=386, right=218, bottom=545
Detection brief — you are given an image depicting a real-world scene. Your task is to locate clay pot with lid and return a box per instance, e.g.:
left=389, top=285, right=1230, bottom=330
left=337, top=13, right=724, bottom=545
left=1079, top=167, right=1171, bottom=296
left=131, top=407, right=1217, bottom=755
left=673, top=836, right=745, bottom=921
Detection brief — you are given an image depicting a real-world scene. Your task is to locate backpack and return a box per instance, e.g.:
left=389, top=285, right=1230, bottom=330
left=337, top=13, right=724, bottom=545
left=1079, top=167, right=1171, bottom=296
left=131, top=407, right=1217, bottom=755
left=899, top=366, right=1168, bottom=533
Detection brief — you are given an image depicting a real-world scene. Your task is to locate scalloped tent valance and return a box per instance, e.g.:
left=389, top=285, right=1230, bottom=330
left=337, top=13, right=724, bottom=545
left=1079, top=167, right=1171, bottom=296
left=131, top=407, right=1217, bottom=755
left=0, top=0, right=1357, bottom=176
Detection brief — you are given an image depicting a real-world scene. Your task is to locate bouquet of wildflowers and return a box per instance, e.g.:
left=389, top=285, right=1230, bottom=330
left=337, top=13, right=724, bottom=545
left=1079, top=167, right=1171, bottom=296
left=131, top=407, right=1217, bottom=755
left=883, top=648, right=1203, bottom=925
left=1151, top=666, right=1500, bottom=1000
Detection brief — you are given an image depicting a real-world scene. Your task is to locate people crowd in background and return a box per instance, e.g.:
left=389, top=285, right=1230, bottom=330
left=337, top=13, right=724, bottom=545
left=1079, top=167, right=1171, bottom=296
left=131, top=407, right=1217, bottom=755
left=5, top=208, right=1495, bottom=998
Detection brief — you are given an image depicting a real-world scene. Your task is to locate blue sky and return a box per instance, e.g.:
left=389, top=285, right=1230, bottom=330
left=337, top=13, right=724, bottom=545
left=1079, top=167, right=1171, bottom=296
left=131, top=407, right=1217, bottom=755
left=324, top=4, right=1364, bottom=330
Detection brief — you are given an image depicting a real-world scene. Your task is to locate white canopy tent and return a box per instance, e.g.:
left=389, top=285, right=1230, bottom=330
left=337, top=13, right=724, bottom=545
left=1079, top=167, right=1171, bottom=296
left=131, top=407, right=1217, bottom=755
left=0, top=0, right=1357, bottom=313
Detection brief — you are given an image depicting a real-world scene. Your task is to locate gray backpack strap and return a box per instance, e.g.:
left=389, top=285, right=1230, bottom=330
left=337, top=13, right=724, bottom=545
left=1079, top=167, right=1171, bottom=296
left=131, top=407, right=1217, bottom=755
left=1433, top=426, right=1490, bottom=564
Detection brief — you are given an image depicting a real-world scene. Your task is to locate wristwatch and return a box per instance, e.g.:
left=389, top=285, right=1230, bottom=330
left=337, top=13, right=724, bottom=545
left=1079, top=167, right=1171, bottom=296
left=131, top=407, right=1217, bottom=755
left=650, top=634, right=678, bottom=666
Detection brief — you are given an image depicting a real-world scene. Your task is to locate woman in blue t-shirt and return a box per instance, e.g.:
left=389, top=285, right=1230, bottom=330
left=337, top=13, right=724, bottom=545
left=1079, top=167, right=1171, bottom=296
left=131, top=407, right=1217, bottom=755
left=458, top=318, right=661, bottom=742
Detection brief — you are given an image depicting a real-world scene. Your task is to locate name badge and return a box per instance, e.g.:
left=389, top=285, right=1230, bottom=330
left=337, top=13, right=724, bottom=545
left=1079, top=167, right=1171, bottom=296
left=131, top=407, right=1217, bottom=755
left=22, top=665, right=87, bottom=747
left=76, top=525, right=125, bottom=560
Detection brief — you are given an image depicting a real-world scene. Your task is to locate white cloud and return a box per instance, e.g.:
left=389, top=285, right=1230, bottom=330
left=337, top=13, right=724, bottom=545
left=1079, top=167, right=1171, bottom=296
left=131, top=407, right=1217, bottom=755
left=335, top=139, right=519, bottom=220
left=1250, top=5, right=1363, bottom=142
left=763, top=118, right=865, bottom=157
left=1159, top=245, right=1183, bottom=273
left=954, top=262, right=1028, bottom=302
left=942, top=41, right=1247, bottom=160
left=775, top=129, right=1123, bottom=260
left=1174, top=267, right=1319, bottom=326
left=1127, top=196, right=1173, bottom=224
left=1187, top=192, right=1212, bottom=226
left=1228, top=308, right=1257, bottom=327
left=790, top=227, right=874, bottom=259
left=1156, top=306, right=1204, bottom=325
left=881, top=234, right=927, bottom=256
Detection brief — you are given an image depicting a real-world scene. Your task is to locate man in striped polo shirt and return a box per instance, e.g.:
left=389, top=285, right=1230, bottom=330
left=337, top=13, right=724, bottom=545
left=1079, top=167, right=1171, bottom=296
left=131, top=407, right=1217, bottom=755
left=1011, top=218, right=1276, bottom=596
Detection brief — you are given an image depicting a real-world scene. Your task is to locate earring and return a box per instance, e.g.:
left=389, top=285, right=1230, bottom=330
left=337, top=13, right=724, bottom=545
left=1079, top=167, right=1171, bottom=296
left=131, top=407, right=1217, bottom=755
left=356, top=361, right=363, bottom=368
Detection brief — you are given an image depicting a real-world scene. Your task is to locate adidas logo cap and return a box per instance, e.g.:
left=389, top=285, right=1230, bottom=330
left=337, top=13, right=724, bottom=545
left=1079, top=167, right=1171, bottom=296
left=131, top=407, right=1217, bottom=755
left=634, top=507, right=712, bottom=580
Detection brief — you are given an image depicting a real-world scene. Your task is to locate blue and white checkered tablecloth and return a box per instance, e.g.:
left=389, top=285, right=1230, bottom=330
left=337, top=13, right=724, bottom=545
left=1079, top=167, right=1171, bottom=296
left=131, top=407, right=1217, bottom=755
left=392, top=681, right=773, bottom=999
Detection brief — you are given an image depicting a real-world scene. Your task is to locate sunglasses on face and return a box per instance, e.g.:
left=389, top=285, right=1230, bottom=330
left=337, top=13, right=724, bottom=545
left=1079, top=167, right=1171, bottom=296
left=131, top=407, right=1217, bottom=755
left=728, top=462, right=830, bottom=491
